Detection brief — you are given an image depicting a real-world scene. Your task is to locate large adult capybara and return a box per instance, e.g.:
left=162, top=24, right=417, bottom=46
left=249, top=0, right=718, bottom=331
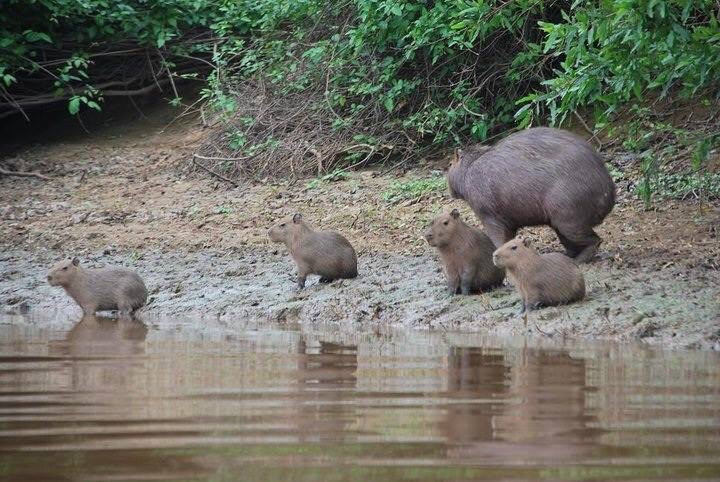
left=269, top=213, right=358, bottom=289
left=47, top=257, right=148, bottom=316
left=492, top=237, right=585, bottom=314
left=448, top=127, right=615, bottom=263
left=424, top=208, right=504, bottom=295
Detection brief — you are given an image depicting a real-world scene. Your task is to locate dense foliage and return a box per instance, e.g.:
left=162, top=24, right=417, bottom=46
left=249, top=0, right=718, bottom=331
left=1, top=0, right=718, bottom=188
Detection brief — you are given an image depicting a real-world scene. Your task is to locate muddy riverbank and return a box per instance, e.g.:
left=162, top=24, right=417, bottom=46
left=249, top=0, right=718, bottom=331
left=1, top=103, right=718, bottom=349
left=2, top=244, right=719, bottom=349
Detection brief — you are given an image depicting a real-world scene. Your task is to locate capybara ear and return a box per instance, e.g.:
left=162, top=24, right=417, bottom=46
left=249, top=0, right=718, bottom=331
left=292, top=213, right=302, bottom=224
left=522, top=237, right=531, bottom=247
left=450, top=208, right=460, bottom=219
left=72, top=257, right=80, bottom=266
left=453, top=148, right=461, bottom=165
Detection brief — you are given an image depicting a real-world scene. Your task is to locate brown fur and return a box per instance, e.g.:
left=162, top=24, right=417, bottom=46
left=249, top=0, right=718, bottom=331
left=424, top=209, right=505, bottom=295
left=269, top=213, right=358, bottom=289
left=47, top=258, right=148, bottom=316
left=448, top=127, right=615, bottom=263
left=492, top=238, right=585, bottom=313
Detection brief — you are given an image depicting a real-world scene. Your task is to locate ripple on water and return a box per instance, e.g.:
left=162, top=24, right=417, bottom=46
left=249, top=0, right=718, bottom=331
left=0, top=315, right=719, bottom=481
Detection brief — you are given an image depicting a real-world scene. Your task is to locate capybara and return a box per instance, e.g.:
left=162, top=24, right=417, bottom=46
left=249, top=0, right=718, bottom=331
left=448, top=127, right=615, bottom=263
left=47, top=258, right=148, bottom=316
left=492, top=237, right=585, bottom=314
left=424, top=208, right=504, bottom=295
left=269, top=213, right=358, bottom=289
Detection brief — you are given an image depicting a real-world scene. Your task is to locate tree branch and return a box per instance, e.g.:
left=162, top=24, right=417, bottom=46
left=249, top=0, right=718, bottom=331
left=0, top=166, right=50, bottom=180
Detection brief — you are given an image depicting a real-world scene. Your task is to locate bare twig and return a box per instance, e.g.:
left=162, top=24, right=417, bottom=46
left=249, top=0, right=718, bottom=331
left=191, top=155, right=241, bottom=187
left=193, top=153, right=253, bottom=162
left=0, top=166, right=50, bottom=180
left=304, top=141, right=324, bottom=174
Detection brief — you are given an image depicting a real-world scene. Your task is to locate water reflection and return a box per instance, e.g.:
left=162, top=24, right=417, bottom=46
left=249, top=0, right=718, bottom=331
left=441, top=347, right=509, bottom=443
left=296, top=339, right=358, bottom=443
left=0, top=319, right=718, bottom=481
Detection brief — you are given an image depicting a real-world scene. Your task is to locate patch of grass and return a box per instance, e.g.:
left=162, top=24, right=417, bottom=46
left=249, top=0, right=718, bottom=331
left=382, top=176, right=447, bottom=204
left=215, top=205, right=233, bottom=215
left=305, top=169, right=351, bottom=190
left=636, top=171, right=720, bottom=201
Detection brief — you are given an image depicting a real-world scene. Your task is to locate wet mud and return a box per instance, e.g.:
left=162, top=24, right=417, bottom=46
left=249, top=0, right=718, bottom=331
left=2, top=245, right=718, bottom=350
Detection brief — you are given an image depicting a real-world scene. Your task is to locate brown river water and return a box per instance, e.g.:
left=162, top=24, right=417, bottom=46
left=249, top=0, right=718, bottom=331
left=0, top=315, right=719, bottom=481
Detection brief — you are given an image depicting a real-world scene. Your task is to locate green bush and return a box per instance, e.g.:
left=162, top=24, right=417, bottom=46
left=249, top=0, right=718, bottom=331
left=519, top=0, right=720, bottom=128
left=0, top=0, right=313, bottom=118
left=637, top=171, right=720, bottom=201
left=2, top=0, right=719, bottom=186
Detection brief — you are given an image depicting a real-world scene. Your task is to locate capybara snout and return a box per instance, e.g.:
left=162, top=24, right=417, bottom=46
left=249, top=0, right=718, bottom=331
left=47, top=257, right=79, bottom=286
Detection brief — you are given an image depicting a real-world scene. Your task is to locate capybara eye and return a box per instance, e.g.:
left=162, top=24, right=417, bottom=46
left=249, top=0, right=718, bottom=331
left=443, top=221, right=448, bottom=226
left=511, top=246, right=517, bottom=250
left=280, top=223, right=286, bottom=227
left=62, top=266, right=68, bottom=270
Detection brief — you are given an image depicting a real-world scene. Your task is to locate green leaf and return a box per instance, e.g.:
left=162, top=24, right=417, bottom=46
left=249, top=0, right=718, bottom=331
left=383, top=96, right=394, bottom=112
left=68, top=97, right=80, bottom=115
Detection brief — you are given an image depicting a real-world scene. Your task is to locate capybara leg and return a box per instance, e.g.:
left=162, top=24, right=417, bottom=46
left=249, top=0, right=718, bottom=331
left=558, top=226, right=601, bottom=263
left=573, top=233, right=601, bottom=263
left=447, top=274, right=461, bottom=295
left=521, top=287, right=541, bottom=314
left=482, top=217, right=515, bottom=248
left=554, top=229, right=582, bottom=258
left=460, top=270, right=476, bottom=295
left=553, top=219, right=602, bottom=263
left=296, top=264, right=310, bottom=290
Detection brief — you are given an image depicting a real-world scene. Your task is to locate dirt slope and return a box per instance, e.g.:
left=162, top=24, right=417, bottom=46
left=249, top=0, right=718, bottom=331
left=1, top=104, right=718, bottom=349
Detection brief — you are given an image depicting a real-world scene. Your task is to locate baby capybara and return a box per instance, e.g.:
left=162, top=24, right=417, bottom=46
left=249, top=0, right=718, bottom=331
left=492, top=237, right=585, bottom=314
left=47, top=258, right=148, bottom=316
left=424, top=208, right=504, bottom=295
left=448, top=127, right=615, bottom=263
left=269, top=213, right=358, bottom=289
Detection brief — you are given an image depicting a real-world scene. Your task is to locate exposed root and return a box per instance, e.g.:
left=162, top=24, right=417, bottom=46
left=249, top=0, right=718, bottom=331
left=0, top=166, right=50, bottom=180
left=191, top=155, right=241, bottom=187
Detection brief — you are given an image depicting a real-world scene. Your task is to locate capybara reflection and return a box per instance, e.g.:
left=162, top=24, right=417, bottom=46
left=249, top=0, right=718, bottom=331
left=448, top=127, right=615, bottom=263
left=425, top=209, right=504, bottom=295
left=269, top=214, right=358, bottom=289
left=47, top=257, right=147, bottom=316
left=492, top=238, right=585, bottom=314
